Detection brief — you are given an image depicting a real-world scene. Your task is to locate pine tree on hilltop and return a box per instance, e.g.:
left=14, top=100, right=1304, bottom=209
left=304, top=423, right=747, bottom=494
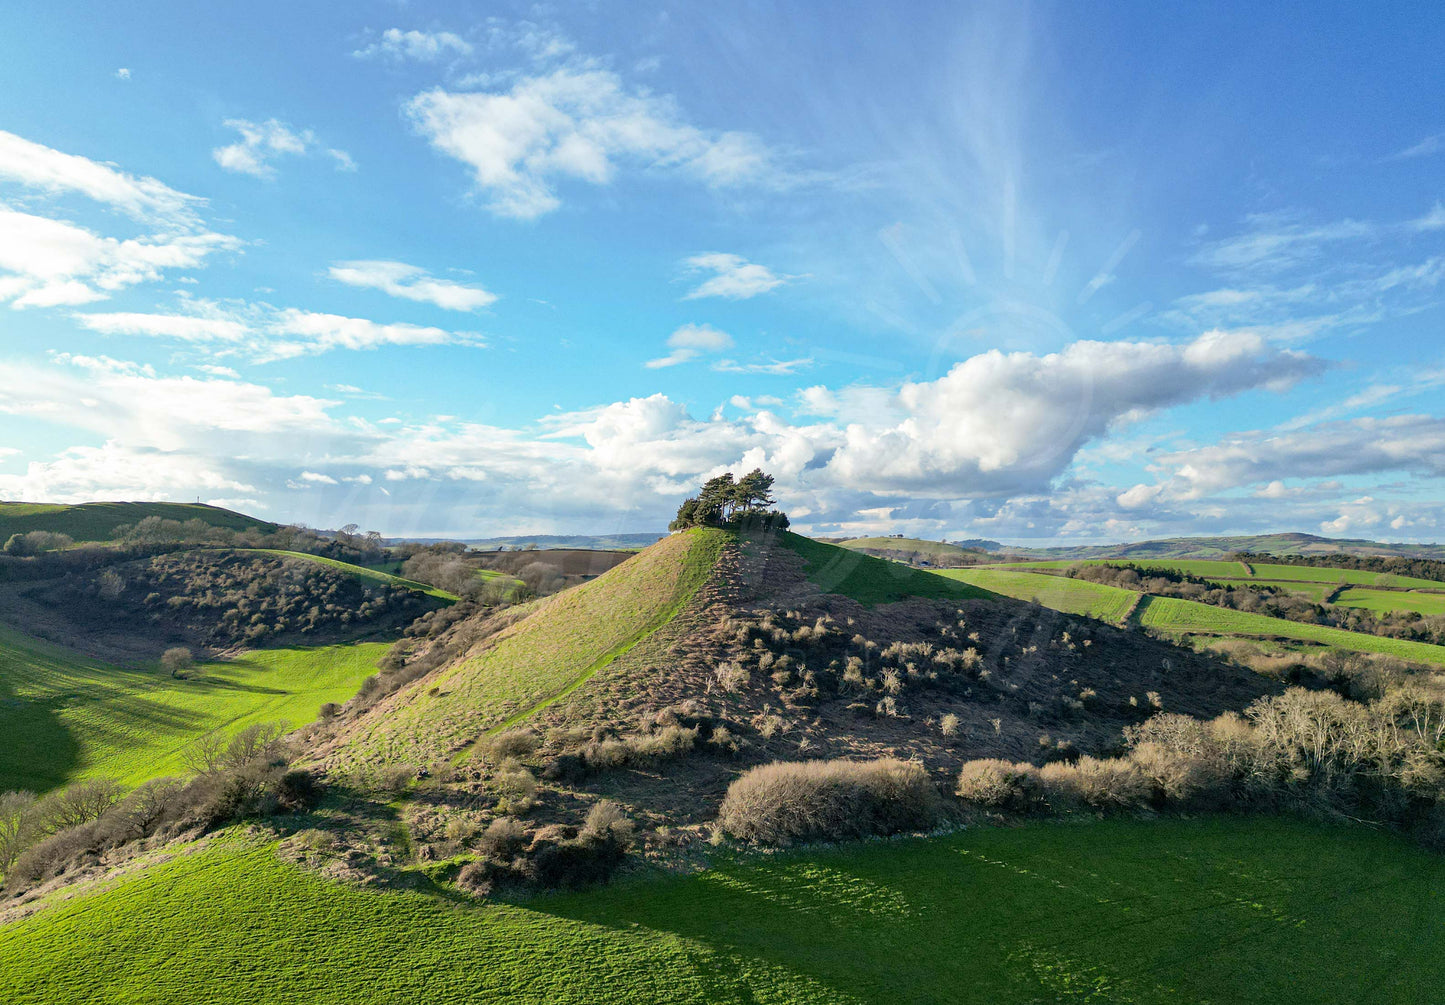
left=670, top=469, right=789, bottom=532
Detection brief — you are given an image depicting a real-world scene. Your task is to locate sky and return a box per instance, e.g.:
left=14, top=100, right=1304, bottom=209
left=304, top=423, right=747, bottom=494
left=0, top=2, right=1442, bottom=544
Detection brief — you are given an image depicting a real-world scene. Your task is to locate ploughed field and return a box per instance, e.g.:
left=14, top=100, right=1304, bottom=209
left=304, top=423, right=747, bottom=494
left=1, top=815, right=1439, bottom=1004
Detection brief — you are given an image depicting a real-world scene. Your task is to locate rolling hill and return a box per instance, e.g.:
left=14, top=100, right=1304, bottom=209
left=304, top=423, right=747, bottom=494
left=0, top=501, right=280, bottom=544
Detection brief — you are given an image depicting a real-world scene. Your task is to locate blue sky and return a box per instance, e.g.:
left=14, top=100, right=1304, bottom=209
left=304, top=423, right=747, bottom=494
left=0, top=1, right=1442, bottom=542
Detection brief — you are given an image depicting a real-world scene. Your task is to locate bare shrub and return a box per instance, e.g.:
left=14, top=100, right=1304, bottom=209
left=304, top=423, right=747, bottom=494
left=939, top=713, right=961, bottom=737
left=1038, top=756, right=1149, bottom=811
left=718, top=758, right=942, bottom=846
left=715, top=662, right=750, bottom=692
left=0, top=791, right=39, bottom=870
left=581, top=799, right=635, bottom=847
left=478, top=816, right=529, bottom=858
left=955, top=759, right=1039, bottom=810
left=495, top=759, right=537, bottom=813
left=483, top=729, right=539, bottom=761
left=41, top=777, right=125, bottom=830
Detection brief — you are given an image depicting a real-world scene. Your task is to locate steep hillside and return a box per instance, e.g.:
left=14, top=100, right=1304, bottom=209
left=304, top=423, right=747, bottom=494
left=303, top=529, right=1272, bottom=877
left=324, top=528, right=730, bottom=769
left=0, top=501, right=279, bottom=544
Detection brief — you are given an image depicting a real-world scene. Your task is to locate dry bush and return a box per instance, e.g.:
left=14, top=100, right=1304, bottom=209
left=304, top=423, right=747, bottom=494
left=939, top=713, right=961, bottom=737
left=580, top=799, right=635, bottom=847
left=483, top=729, right=539, bottom=761
left=715, top=662, right=750, bottom=692
left=1038, top=756, right=1150, bottom=811
left=955, top=759, right=1039, bottom=810
left=718, top=758, right=942, bottom=846
left=494, top=759, right=537, bottom=813
left=478, top=816, right=529, bottom=858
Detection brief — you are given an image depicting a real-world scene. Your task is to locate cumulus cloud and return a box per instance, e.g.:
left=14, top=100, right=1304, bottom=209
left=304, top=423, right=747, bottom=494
left=405, top=67, right=780, bottom=219
left=804, top=330, right=1325, bottom=496
left=682, top=252, right=795, bottom=299
left=328, top=259, right=497, bottom=311
left=0, top=330, right=1329, bottom=536
left=212, top=119, right=354, bottom=179
left=354, top=28, right=473, bottom=62
left=74, top=302, right=485, bottom=361
left=1137, top=414, right=1445, bottom=500
left=644, top=323, right=732, bottom=368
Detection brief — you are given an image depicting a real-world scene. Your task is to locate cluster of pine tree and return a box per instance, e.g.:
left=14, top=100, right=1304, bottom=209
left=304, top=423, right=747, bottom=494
left=669, top=469, right=789, bottom=532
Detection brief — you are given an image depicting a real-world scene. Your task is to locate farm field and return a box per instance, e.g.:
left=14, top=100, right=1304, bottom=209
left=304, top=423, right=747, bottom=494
left=1330, top=587, right=1445, bottom=617
left=932, top=569, right=1445, bottom=665
left=934, top=568, right=1139, bottom=622
left=992, top=557, right=1445, bottom=593
left=0, top=625, right=387, bottom=793
left=2, top=815, right=1442, bottom=1004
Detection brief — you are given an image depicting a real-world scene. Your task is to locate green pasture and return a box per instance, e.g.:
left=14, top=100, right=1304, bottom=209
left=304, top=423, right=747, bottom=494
left=2, top=815, right=1442, bottom=1004
left=783, top=534, right=986, bottom=606
left=1332, top=588, right=1445, bottom=617
left=0, top=626, right=387, bottom=794
left=0, top=501, right=277, bottom=543
left=235, top=549, right=459, bottom=601
left=934, top=568, right=1139, bottom=623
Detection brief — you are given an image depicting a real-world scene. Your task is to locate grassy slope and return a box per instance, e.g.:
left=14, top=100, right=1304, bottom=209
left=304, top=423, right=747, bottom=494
left=994, top=558, right=1445, bottom=592
left=235, top=549, right=460, bottom=601
left=339, top=529, right=729, bottom=768
left=783, top=534, right=987, bottom=606
left=837, top=536, right=976, bottom=560
left=3, top=816, right=1443, bottom=1004
left=936, top=568, right=1139, bottom=623
left=0, top=626, right=386, bottom=793
left=0, top=501, right=278, bottom=543
left=934, top=569, right=1445, bottom=665
left=1336, top=587, right=1445, bottom=616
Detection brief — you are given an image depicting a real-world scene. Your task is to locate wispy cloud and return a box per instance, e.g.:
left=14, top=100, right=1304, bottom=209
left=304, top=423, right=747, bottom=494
left=328, top=260, right=497, bottom=311
left=74, top=301, right=485, bottom=361
left=406, top=64, right=783, bottom=219
left=682, top=253, right=796, bottom=300
left=644, top=323, right=733, bottom=368
left=353, top=29, right=473, bottom=62
left=1386, top=132, right=1445, bottom=161
left=212, top=119, right=355, bottom=179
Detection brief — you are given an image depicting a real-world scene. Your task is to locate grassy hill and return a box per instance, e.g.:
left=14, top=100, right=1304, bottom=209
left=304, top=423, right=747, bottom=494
left=0, top=625, right=387, bottom=793
left=0, top=501, right=279, bottom=544
left=2, top=815, right=1441, bottom=1004
left=835, top=536, right=981, bottom=565
left=235, top=549, right=461, bottom=602
left=333, top=529, right=727, bottom=768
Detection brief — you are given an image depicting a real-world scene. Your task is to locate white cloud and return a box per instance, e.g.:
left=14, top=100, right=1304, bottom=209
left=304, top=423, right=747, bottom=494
left=1387, top=133, right=1445, bottom=161
left=405, top=66, right=782, bottom=219
left=644, top=323, right=732, bottom=368
left=298, top=471, right=338, bottom=485
left=328, top=259, right=497, bottom=311
left=0, top=129, right=201, bottom=226
left=353, top=29, right=473, bottom=62
left=115, top=68, right=131, bottom=81
left=0, top=205, right=239, bottom=309
left=213, top=119, right=354, bottom=179
left=682, top=252, right=795, bottom=300
left=73, top=302, right=485, bottom=361
left=713, top=357, right=813, bottom=375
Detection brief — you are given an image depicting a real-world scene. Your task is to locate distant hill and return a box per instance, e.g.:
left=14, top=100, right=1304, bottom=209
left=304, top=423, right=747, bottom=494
left=1000, top=532, right=1445, bottom=561
left=394, top=532, right=666, bottom=550
left=0, top=501, right=280, bottom=544
left=836, top=536, right=987, bottom=566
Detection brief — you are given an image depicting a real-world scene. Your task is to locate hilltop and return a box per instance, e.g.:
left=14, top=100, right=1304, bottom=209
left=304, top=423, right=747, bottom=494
left=0, top=501, right=280, bottom=544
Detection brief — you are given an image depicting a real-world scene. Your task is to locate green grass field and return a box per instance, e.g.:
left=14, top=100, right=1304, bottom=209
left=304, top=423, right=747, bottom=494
left=1136, top=596, right=1445, bottom=664
left=0, top=501, right=278, bottom=544
left=837, top=536, right=978, bottom=560
left=931, top=569, right=1445, bottom=666
left=935, top=568, right=1140, bottom=623
left=991, top=558, right=1445, bottom=594
left=782, top=534, right=986, bottom=606
left=235, top=549, right=460, bottom=601
left=0, top=626, right=387, bottom=793
left=1334, top=587, right=1445, bottom=617
left=2, top=815, right=1441, bottom=1004
left=339, top=529, right=731, bottom=768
